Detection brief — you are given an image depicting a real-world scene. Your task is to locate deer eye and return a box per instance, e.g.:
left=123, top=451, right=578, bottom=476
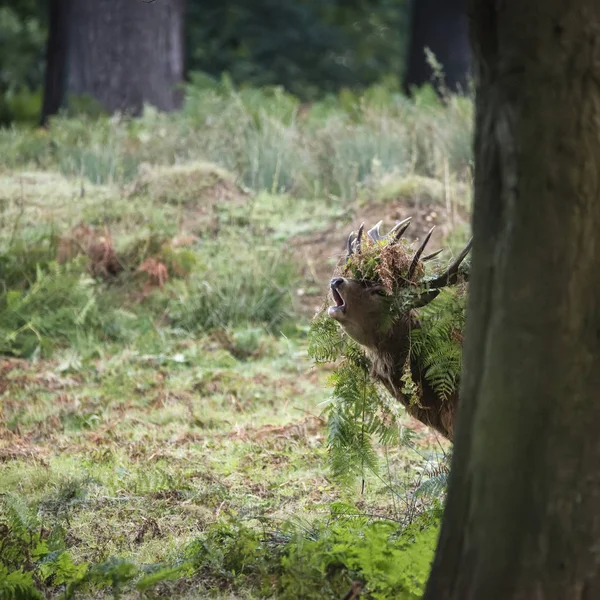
left=371, top=289, right=387, bottom=297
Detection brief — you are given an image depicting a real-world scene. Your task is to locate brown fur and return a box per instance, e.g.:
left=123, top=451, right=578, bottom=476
left=328, top=277, right=457, bottom=441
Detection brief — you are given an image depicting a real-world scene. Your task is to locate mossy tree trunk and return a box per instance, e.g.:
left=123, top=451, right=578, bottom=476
left=41, top=0, right=185, bottom=122
left=424, top=0, right=600, bottom=598
left=403, top=0, right=471, bottom=94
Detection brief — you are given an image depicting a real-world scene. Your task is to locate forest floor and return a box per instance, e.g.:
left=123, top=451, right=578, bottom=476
left=0, top=88, right=471, bottom=599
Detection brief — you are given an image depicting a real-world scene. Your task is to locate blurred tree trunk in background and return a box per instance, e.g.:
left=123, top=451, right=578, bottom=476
left=424, top=0, right=600, bottom=598
left=40, top=0, right=67, bottom=124
left=403, top=0, right=470, bottom=94
left=41, top=0, right=185, bottom=124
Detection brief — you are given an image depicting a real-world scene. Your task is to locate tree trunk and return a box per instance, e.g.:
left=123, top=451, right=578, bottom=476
left=40, top=0, right=70, bottom=126
left=41, top=0, right=185, bottom=121
left=403, top=0, right=471, bottom=94
left=424, top=1, right=600, bottom=598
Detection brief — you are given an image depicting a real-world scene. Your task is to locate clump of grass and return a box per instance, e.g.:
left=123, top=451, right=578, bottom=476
left=0, top=260, right=137, bottom=358
left=319, top=114, right=412, bottom=201
left=166, top=237, right=297, bottom=333
left=129, top=161, right=245, bottom=206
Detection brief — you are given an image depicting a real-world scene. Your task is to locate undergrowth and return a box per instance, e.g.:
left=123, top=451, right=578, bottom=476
left=0, top=82, right=470, bottom=598
left=0, top=492, right=442, bottom=600
left=0, top=228, right=295, bottom=359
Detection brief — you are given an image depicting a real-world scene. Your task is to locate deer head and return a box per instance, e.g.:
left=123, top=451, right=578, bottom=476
left=328, top=218, right=472, bottom=351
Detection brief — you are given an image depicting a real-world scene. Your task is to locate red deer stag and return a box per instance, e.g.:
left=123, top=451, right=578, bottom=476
left=327, top=218, right=472, bottom=441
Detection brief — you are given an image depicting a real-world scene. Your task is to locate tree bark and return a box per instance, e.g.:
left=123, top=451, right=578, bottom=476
left=41, top=0, right=185, bottom=120
left=424, top=1, right=600, bottom=598
left=40, top=0, right=69, bottom=126
left=403, top=0, right=471, bottom=94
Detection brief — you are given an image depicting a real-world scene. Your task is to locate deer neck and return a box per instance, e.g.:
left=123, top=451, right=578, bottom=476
left=367, top=312, right=419, bottom=390
left=367, top=311, right=457, bottom=441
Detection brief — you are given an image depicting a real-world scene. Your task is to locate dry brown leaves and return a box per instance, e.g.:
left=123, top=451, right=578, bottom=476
left=58, top=224, right=122, bottom=278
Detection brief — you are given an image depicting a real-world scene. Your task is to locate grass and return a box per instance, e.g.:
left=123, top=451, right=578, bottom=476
left=0, top=80, right=470, bottom=598
left=0, top=82, right=472, bottom=199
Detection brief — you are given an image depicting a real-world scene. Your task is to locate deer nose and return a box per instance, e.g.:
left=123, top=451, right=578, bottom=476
left=330, top=277, right=344, bottom=289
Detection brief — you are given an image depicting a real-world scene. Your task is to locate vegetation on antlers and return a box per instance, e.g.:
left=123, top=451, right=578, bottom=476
left=309, top=219, right=470, bottom=473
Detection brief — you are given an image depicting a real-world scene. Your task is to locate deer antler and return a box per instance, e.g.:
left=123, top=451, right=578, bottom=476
left=367, top=220, right=385, bottom=242
left=346, top=217, right=413, bottom=259
left=390, top=216, right=412, bottom=241
left=346, top=231, right=356, bottom=259
left=422, top=248, right=444, bottom=262
left=426, top=237, right=473, bottom=288
left=408, top=237, right=473, bottom=309
left=406, top=226, right=435, bottom=280
left=355, top=223, right=365, bottom=254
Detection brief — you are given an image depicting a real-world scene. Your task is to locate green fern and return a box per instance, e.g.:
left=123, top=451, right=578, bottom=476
left=307, top=309, right=347, bottom=364
left=308, top=317, right=402, bottom=484
left=409, top=288, right=466, bottom=401
left=0, top=567, right=43, bottom=600
left=0, top=495, right=45, bottom=571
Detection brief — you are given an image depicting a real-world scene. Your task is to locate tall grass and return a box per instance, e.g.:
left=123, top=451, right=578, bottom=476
left=0, top=235, right=296, bottom=359
left=166, top=238, right=296, bottom=333
left=0, top=81, right=473, bottom=200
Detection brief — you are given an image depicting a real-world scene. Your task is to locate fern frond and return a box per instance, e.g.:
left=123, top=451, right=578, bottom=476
left=307, top=310, right=346, bottom=364
left=409, top=288, right=466, bottom=400
left=414, top=473, right=448, bottom=499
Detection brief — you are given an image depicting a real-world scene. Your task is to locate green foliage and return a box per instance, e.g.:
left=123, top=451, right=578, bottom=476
left=0, top=261, right=137, bottom=358
left=1, top=489, right=438, bottom=600
left=0, top=495, right=84, bottom=599
left=0, top=493, right=188, bottom=599
left=166, top=238, right=296, bottom=333
left=0, top=230, right=59, bottom=289
left=1, top=81, right=473, bottom=200
left=0, top=494, right=47, bottom=572
left=276, top=510, right=440, bottom=599
left=0, top=226, right=297, bottom=359
left=185, top=520, right=265, bottom=585
left=307, top=311, right=347, bottom=363
left=38, top=552, right=88, bottom=587
left=309, top=312, right=400, bottom=485
left=180, top=507, right=441, bottom=600
left=410, top=289, right=466, bottom=401
left=0, top=567, right=43, bottom=600
left=0, top=5, right=45, bottom=125
left=70, top=558, right=138, bottom=599
left=326, top=356, right=384, bottom=484
left=186, top=0, right=409, bottom=101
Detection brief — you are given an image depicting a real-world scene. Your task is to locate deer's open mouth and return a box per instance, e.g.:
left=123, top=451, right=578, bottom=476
left=328, top=287, right=346, bottom=315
